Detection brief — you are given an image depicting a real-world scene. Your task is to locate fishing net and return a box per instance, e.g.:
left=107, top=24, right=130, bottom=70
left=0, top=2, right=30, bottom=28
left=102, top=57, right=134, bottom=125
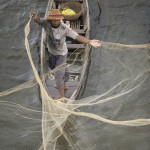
left=0, top=14, right=150, bottom=150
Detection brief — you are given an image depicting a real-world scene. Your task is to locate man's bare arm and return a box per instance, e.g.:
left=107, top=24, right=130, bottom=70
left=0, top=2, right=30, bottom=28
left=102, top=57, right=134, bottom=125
left=76, top=35, right=90, bottom=44
left=33, top=16, right=41, bottom=24
left=76, top=35, right=101, bottom=48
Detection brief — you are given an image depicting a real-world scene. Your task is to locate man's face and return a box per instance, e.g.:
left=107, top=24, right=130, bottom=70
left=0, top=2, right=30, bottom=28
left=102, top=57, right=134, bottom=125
left=50, top=20, right=61, bottom=27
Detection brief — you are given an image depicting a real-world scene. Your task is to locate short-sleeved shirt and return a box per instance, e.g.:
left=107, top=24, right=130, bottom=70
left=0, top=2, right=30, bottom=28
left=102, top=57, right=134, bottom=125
left=40, top=19, right=79, bottom=56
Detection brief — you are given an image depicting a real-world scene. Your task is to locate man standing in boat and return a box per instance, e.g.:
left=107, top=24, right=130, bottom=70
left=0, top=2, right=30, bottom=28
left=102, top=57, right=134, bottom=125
left=31, top=9, right=101, bottom=99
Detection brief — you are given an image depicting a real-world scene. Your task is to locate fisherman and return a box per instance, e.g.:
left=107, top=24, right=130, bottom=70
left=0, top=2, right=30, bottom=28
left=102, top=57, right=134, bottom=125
left=31, top=9, right=101, bottom=99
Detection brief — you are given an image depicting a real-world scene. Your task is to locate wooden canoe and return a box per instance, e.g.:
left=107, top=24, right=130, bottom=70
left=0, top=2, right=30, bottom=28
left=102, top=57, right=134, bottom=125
left=40, top=0, right=91, bottom=100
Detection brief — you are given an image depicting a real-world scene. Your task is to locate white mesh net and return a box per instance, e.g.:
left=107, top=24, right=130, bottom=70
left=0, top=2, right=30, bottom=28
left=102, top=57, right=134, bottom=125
left=0, top=17, right=150, bottom=150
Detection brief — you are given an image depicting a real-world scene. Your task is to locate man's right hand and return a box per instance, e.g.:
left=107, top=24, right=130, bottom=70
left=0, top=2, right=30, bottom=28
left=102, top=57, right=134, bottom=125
left=30, top=10, right=37, bottom=19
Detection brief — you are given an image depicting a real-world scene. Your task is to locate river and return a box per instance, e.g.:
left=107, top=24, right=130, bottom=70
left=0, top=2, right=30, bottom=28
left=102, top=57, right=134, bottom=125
left=0, top=0, right=150, bottom=150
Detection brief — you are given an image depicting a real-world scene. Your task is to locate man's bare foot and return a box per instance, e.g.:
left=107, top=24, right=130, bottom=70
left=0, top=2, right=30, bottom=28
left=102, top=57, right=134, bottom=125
left=54, top=96, right=68, bottom=103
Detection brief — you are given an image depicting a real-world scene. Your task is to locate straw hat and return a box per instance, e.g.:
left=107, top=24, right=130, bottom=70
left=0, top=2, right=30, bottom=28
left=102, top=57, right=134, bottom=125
left=47, top=9, right=64, bottom=20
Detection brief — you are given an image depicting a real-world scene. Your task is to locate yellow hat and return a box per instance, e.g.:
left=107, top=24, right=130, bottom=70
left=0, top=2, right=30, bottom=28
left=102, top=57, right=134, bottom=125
left=47, top=9, right=64, bottom=20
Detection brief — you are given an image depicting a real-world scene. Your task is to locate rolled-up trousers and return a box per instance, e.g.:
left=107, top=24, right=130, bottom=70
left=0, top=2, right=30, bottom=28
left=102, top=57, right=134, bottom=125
left=48, top=53, right=69, bottom=88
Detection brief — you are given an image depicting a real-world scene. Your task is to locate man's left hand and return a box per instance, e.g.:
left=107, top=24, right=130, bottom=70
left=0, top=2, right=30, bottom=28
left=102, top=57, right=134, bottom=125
left=89, top=40, right=101, bottom=48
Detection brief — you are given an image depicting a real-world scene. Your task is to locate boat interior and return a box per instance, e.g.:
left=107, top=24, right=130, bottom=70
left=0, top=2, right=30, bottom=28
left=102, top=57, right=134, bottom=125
left=43, top=0, right=90, bottom=99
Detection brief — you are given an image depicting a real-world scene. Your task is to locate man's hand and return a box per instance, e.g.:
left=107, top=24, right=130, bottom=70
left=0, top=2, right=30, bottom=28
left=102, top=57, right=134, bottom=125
left=29, top=10, right=41, bottom=24
left=76, top=35, right=101, bottom=48
left=88, top=40, right=101, bottom=48
left=30, top=10, right=38, bottom=19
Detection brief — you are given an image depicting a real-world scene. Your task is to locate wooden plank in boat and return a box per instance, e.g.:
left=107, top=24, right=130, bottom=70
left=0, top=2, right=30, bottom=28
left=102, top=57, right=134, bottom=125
left=73, top=29, right=85, bottom=35
left=67, top=65, right=81, bottom=74
left=67, top=58, right=83, bottom=63
left=67, top=44, right=84, bottom=49
left=55, top=0, right=83, bottom=2
left=70, top=20, right=80, bottom=29
left=68, top=51, right=84, bottom=59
